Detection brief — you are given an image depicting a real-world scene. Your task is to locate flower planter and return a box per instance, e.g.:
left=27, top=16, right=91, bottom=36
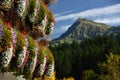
left=37, top=54, right=47, bottom=77
left=45, top=22, right=54, bottom=34
left=1, top=44, right=13, bottom=67
left=26, top=0, right=37, bottom=23
left=13, top=32, right=26, bottom=68
left=45, top=62, right=54, bottom=77
left=33, top=46, right=48, bottom=78
left=0, top=0, right=55, bottom=79
left=14, top=0, right=27, bottom=17
left=34, top=0, right=47, bottom=30
left=44, top=48, right=55, bottom=77
left=17, top=47, right=27, bottom=67
left=0, top=26, right=13, bottom=68
left=45, top=10, right=55, bottom=34
left=23, top=36, right=37, bottom=79
left=35, top=0, right=40, bottom=17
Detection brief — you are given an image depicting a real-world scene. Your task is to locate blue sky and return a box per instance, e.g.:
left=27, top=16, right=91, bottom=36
left=49, top=0, right=120, bottom=39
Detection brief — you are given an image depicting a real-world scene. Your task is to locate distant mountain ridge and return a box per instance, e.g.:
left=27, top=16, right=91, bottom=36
left=52, top=18, right=120, bottom=44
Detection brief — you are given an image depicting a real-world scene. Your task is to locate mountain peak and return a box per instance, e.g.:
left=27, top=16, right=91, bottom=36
left=53, top=18, right=120, bottom=43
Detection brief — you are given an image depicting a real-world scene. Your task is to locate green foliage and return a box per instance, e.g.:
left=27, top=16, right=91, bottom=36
left=25, top=0, right=36, bottom=24
left=47, top=10, right=54, bottom=26
left=45, top=48, right=54, bottom=64
left=50, top=34, right=120, bottom=80
left=82, top=70, right=97, bottom=80
left=82, top=53, right=120, bottom=80
left=28, top=0, right=36, bottom=13
left=15, top=31, right=26, bottom=51
left=45, top=10, right=54, bottom=34
left=27, top=36, right=36, bottom=58
left=0, top=26, right=12, bottom=51
left=97, top=53, right=120, bottom=80
left=36, top=0, right=47, bottom=24
left=38, top=47, right=45, bottom=64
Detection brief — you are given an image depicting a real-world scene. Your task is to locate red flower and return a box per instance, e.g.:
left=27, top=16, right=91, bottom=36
left=4, top=21, right=7, bottom=25
left=22, top=31, right=26, bottom=35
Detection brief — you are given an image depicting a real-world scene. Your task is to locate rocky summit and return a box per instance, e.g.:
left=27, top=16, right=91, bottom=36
left=52, top=18, right=120, bottom=44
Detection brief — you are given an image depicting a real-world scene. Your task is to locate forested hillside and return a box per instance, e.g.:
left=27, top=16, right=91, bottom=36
left=50, top=34, right=120, bottom=80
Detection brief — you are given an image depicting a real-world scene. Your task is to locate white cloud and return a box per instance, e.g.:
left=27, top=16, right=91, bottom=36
left=61, top=25, right=71, bottom=30
left=55, top=3, right=120, bottom=22
left=54, top=24, right=71, bottom=34
left=55, top=10, right=76, bottom=17
left=94, top=17, right=120, bottom=26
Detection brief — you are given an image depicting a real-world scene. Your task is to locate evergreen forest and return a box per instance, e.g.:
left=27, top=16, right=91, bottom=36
left=50, top=34, right=120, bottom=80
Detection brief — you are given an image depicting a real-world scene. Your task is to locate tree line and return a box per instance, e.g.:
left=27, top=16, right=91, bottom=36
left=49, top=33, right=120, bottom=80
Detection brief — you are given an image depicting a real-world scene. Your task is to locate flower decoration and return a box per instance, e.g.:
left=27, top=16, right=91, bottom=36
left=39, top=54, right=47, bottom=76
left=0, top=0, right=55, bottom=79
left=14, top=0, right=26, bottom=17
left=26, top=0, right=37, bottom=23
left=38, top=57, right=47, bottom=77
left=0, top=24, right=3, bottom=38
left=15, top=32, right=27, bottom=68
left=33, top=46, right=47, bottom=78
left=45, top=62, right=54, bottom=77
left=34, top=0, right=47, bottom=30
left=45, top=10, right=55, bottom=34
left=44, top=48, right=55, bottom=77
left=1, top=45, right=13, bottom=68
left=23, top=36, right=37, bottom=79
left=3, top=21, right=7, bottom=25
left=35, top=0, right=40, bottom=17
left=0, top=25, right=13, bottom=68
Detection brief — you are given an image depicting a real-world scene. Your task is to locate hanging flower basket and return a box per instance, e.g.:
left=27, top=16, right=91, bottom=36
left=44, top=48, right=55, bottom=77
left=0, top=25, right=13, bottom=69
left=45, top=10, right=55, bottom=34
left=26, top=0, right=37, bottom=23
left=35, top=0, right=40, bottom=17
left=9, top=30, right=28, bottom=76
left=23, top=36, right=37, bottom=79
left=34, top=0, right=47, bottom=30
left=45, top=22, right=54, bottom=34
left=33, top=46, right=47, bottom=78
left=14, top=0, right=27, bottom=17
left=15, top=32, right=27, bottom=68
left=45, top=62, right=54, bottom=77
left=0, top=0, right=55, bottom=79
